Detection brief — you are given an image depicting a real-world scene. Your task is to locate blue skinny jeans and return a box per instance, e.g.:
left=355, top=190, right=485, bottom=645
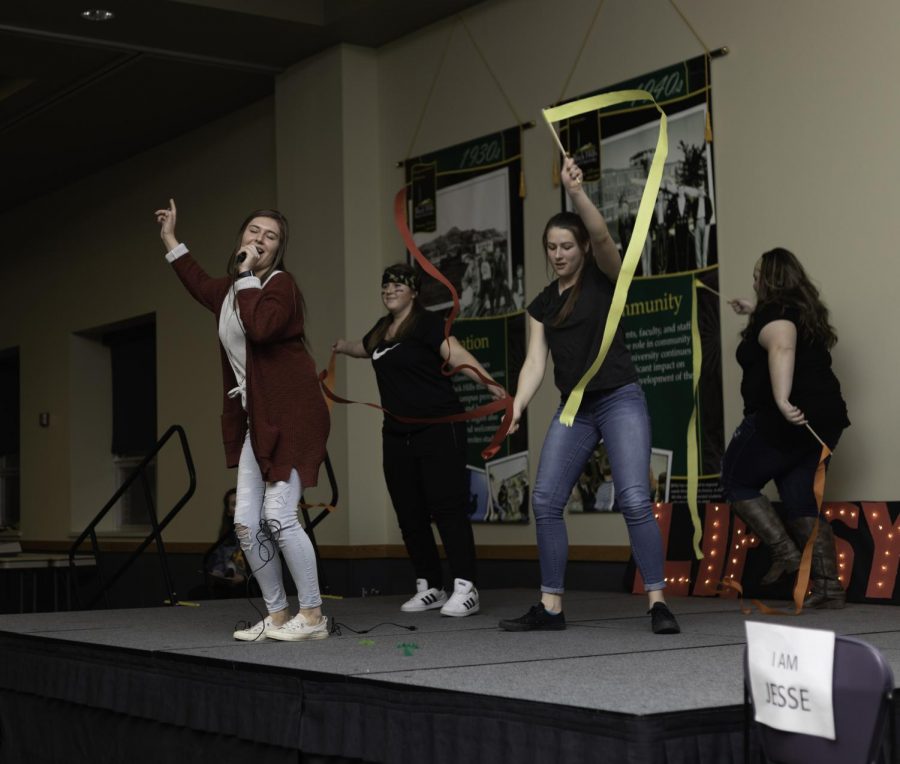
left=721, top=413, right=835, bottom=519
left=532, top=382, right=666, bottom=593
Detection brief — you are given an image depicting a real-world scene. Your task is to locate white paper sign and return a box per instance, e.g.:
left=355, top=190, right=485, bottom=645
left=745, top=621, right=836, bottom=740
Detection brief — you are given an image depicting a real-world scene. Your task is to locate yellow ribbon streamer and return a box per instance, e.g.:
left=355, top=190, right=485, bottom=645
left=542, top=90, right=668, bottom=426
left=686, top=279, right=704, bottom=558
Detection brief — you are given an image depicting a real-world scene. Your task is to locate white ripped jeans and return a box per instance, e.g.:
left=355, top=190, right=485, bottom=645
left=234, top=432, right=322, bottom=612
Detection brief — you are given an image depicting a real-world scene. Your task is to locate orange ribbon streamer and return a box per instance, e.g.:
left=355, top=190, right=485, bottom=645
left=318, top=187, right=515, bottom=462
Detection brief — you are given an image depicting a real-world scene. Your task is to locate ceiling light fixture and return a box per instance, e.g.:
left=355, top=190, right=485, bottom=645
left=81, top=9, right=115, bottom=22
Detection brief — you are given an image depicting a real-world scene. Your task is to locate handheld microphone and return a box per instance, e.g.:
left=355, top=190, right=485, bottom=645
left=236, top=247, right=262, bottom=266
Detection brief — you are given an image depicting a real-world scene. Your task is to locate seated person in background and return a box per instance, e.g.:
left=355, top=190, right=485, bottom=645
left=206, top=488, right=248, bottom=584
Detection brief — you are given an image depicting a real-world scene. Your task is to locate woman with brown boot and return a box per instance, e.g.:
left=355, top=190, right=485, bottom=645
left=723, top=248, right=850, bottom=608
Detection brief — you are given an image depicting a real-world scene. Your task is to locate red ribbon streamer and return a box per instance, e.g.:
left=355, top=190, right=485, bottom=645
left=318, top=187, right=515, bottom=461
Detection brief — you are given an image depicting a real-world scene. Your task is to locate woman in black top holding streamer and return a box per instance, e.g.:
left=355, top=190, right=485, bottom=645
left=723, top=248, right=849, bottom=608
left=334, top=264, right=504, bottom=617
left=499, top=157, right=679, bottom=635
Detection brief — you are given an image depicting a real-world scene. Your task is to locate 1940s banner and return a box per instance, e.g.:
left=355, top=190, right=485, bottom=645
left=559, top=56, right=724, bottom=513
left=404, top=127, right=528, bottom=523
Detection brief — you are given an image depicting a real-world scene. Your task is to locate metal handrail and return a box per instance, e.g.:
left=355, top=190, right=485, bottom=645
left=68, top=424, right=196, bottom=609
left=301, top=452, right=338, bottom=533
left=300, top=451, right=338, bottom=593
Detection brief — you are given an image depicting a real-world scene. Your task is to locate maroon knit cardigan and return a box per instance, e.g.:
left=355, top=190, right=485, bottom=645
left=172, top=254, right=329, bottom=487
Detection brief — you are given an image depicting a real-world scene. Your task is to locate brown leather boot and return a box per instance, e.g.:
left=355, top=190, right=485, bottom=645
left=731, top=496, right=801, bottom=585
left=790, top=516, right=846, bottom=609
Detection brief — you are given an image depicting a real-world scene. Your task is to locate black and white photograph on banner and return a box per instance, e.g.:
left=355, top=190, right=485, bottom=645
left=465, top=465, right=491, bottom=522
left=650, top=447, right=673, bottom=504
left=569, top=104, right=716, bottom=276
left=565, top=441, right=614, bottom=513
left=412, top=167, right=520, bottom=317
left=566, top=444, right=673, bottom=513
left=483, top=451, right=529, bottom=523
left=603, top=103, right=715, bottom=275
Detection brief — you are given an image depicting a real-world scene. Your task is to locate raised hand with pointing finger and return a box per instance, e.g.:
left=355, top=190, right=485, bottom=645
left=154, top=198, right=179, bottom=252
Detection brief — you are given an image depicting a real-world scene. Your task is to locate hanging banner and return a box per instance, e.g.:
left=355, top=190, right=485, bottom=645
left=561, top=56, right=724, bottom=512
left=411, top=162, right=437, bottom=233
left=404, top=127, right=529, bottom=523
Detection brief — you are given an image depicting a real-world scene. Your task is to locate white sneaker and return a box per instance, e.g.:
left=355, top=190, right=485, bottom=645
left=440, top=578, right=480, bottom=617
left=400, top=578, right=447, bottom=612
left=267, top=613, right=329, bottom=641
left=233, top=615, right=281, bottom=641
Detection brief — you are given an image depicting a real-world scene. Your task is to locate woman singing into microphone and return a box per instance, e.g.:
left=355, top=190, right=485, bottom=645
left=155, top=199, right=330, bottom=641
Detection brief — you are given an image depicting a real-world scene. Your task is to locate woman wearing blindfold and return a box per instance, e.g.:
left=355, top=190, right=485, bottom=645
left=334, top=264, right=505, bottom=617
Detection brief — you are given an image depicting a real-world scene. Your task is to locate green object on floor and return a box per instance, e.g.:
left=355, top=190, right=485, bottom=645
left=397, top=642, right=419, bottom=657
left=358, top=639, right=375, bottom=646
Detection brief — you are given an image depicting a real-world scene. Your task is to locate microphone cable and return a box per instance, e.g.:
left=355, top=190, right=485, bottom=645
left=232, top=518, right=283, bottom=641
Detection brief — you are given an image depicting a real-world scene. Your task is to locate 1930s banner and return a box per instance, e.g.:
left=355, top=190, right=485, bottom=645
left=560, top=56, right=724, bottom=513
left=404, top=127, right=529, bottom=523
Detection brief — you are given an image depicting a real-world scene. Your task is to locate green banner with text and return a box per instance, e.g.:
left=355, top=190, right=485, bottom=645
left=405, top=127, right=529, bottom=523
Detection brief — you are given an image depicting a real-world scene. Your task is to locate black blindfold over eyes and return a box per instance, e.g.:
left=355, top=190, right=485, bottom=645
left=381, top=269, right=419, bottom=291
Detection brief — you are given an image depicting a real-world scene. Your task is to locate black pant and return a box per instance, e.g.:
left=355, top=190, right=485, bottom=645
left=721, top=414, right=839, bottom=519
left=382, top=421, right=476, bottom=588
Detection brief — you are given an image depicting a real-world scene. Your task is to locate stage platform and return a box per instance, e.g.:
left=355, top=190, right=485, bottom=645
left=0, top=589, right=898, bottom=763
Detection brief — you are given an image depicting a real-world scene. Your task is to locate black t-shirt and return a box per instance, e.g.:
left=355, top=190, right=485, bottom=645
left=736, top=303, right=850, bottom=448
left=363, top=311, right=464, bottom=433
left=527, top=260, right=638, bottom=398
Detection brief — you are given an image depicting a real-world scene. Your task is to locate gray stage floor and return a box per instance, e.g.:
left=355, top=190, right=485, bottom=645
left=1, top=589, right=898, bottom=716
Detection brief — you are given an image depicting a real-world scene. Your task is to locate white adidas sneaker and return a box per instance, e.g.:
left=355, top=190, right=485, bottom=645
left=400, top=578, right=447, bottom=612
left=440, top=578, right=480, bottom=617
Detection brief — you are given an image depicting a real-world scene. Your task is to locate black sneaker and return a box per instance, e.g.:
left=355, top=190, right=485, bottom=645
left=649, top=602, right=680, bottom=634
left=499, top=603, right=566, bottom=632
